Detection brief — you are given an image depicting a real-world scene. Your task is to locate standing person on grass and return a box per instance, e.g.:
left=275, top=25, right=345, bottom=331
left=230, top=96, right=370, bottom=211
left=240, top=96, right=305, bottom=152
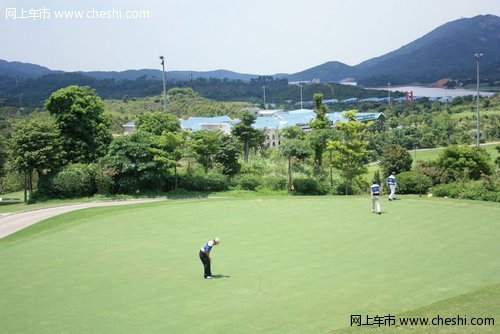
left=371, top=180, right=382, bottom=215
left=387, top=171, right=397, bottom=201
left=199, top=237, right=220, bottom=279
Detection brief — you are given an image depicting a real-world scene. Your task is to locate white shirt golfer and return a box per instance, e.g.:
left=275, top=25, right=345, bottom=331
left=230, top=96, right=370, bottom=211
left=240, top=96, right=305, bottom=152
left=387, top=173, right=397, bottom=201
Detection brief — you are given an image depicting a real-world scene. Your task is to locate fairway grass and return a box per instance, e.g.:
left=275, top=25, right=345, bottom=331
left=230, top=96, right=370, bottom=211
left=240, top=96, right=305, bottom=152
left=1, top=196, right=499, bottom=333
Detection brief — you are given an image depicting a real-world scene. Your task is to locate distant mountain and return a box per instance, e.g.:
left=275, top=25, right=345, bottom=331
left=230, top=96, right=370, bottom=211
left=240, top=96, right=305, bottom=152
left=285, top=61, right=355, bottom=82
left=354, top=14, right=500, bottom=85
left=82, top=69, right=258, bottom=81
left=0, top=59, right=54, bottom=78
left=288, top=15, right=500, bottom=86
left=0, top=15, right=499, bottom=87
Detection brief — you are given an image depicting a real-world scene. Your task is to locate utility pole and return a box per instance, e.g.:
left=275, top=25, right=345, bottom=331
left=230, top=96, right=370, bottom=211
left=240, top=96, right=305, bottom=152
left=159, top=56, right=167, bottom=112
left=474, top=53, right=483, bottom=147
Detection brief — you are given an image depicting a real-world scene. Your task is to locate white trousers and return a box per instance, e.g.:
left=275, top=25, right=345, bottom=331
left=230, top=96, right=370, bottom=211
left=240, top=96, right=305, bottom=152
left=372, top=196, right=381, bottom=213
left=389, top=185, right=396, bottom=200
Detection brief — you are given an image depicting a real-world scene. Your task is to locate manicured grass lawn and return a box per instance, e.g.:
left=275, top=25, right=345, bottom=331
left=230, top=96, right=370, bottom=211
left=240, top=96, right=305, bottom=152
left=1, top=196, right=499, bottom=333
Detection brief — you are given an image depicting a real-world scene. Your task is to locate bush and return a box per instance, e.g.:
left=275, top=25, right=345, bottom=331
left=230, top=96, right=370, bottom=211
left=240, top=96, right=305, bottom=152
left=49, top=163, right=95, bottom=198
left=180, top=172, right=229, bottom=192
left=233, top=174, right=261, bottom=190
left=0, top=171, right=24, bottom=194
left=292, top=177, right=328, bottom=195
left=414, top=161, right=442, bottom=185
left=94, top=167, right=115, bottom=195
left=396, top=171, right=432, bottom=195
left=261, top=175, right=288, bottom=191
left=335, top=177, right=368, bottom=195
left=433, top=181, right=499, bottom=202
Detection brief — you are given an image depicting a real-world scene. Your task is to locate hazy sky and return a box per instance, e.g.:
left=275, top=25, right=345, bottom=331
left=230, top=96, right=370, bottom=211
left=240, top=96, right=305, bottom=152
left=2, top=0, right=499, bottom=74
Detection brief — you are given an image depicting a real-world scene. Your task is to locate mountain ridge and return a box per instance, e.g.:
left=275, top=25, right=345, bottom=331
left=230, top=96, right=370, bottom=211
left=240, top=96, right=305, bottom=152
left=1, top=15, right=499, bottom=86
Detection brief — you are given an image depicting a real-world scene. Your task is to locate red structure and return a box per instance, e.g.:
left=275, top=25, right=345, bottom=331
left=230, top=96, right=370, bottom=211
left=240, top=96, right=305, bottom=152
left=405, top=91, right=414, bottom=104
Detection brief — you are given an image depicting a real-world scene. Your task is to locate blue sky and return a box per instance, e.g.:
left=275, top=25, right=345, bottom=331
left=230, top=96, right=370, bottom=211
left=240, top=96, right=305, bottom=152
left=2, top=0, right=499, bottom=74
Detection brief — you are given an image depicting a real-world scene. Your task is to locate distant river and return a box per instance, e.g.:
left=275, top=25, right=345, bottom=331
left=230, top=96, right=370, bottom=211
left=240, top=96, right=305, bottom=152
left=372, top=85, right=495, bottom=98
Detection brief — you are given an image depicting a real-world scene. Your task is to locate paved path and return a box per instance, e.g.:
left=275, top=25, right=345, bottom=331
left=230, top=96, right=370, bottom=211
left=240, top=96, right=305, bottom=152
left=0, top=198, right=164, bottom=239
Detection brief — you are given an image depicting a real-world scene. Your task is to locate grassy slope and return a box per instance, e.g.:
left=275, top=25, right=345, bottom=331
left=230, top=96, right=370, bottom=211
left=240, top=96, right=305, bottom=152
left=0, top=196, right=499, bottom=333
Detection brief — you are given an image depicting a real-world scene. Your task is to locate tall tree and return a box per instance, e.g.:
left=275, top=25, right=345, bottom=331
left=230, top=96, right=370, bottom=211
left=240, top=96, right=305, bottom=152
left=0, top=134, right=8, bottom=179
left=45, top=85, right=112, bottom=163
left=232, top=112, right=263, bottom=162
left=437, top=146, right=492, bottom=182
left=135, top=111, right=180, bottom=135
left=380, top=144, right=413, bottom=177
left=152, top=131, right=185, bottom=190
left=10, top=119, right=64, bottom=202
left=215, top=135, right=241, bottom=176
left=309, top=93, right=332, bottom=173
left=310, top=93, right=330, bottom=130
left=327, top=111, right=370, bottom=194
left=279, top=138, right=312, bottom=192
left=101, top=131, right=165, bottom=193
left=191, top=130, right=222, bottom=174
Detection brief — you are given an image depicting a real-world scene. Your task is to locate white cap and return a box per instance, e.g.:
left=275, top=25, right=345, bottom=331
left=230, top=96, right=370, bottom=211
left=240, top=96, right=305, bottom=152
left=214, top=237, right=220, bottom=244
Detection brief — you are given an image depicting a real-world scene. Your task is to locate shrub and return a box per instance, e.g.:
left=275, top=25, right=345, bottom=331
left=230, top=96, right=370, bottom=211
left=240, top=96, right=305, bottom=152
left=234, top=174, right=261, bottom=190
left=261, top=175, right=288, bottom=191
left=179, top=172, right=229, bottom=192
left=414, top=160, right=442, bottom=185
left=94, top=167, right=115, bottom=195
left=380, top=144, right=413, bottom=176
left=437, top=145, right=492, bottom=182
left=292, top=177, right=328, bottom=195
left=49, top=163, right=95, bottom=198
left=432, top=181, right=499, bottom=202
left=396, top=171, right=432, bottom=195
left=0, top=171, right=24, bottom=194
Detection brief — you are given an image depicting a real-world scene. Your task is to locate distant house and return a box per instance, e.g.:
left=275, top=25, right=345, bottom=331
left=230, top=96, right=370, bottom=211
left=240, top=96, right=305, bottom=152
left=180, top=115, right=237, bottom=134
left=122, top=110, right=385, bottom=147
left=123, top=121, right=136, bottom=134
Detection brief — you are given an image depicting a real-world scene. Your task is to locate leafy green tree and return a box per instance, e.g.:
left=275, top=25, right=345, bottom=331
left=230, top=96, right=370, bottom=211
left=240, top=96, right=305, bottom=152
left=380, top=144, right=413, bottom=177
left=135, top=111, right=180, bottom=135
left=191, top=130, right=222, bottom=174
left=152, top=131, right=185, bottom=190
left=232, top=112, right=263, bottom=162
left=101, top=131, right=166, bottom=193
left=215, top=135, right=241, bottom=176
left=0, top=134, right=8, bottom=178
left=45, top=85, right=112, bottom=164
left=327, top=111, right=370, bottom=194
left=10, top=119, right=64, bottom=202
left=310, top=93, right=330, bottom=130
left=280, top=126, right=304, bottom=140
left=496, top=145, right=500, bottom=168
left=437, top=146, right=492, bottom=182
left=279, top=138, right=312, bottom=191
left=308, top=128, right=335, bottom=174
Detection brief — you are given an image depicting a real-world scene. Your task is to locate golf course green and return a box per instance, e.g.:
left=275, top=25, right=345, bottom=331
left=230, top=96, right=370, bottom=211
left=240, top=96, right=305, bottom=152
left=1, top=196, right=498, bottom=333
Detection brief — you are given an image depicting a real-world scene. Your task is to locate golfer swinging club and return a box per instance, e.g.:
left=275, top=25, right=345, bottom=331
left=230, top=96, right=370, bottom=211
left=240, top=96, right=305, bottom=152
left=199, top=237, right=220, bottom=279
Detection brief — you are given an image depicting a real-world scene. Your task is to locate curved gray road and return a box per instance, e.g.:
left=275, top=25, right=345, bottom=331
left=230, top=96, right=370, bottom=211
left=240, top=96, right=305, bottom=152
left=0, top=198, right=164, bottom=239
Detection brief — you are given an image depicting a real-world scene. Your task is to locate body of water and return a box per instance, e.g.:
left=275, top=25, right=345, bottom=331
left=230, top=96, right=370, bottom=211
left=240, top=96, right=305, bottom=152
left=373, top=85, right=495, bottom=98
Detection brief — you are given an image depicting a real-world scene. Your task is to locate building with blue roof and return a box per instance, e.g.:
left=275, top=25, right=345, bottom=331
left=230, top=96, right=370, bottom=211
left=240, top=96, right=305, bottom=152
left=123, top=109, right=385, bottom=148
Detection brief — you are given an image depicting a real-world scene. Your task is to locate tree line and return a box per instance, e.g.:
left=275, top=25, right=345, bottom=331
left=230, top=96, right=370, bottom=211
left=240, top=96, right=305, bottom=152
left=0, top=85, right=499, bottom=202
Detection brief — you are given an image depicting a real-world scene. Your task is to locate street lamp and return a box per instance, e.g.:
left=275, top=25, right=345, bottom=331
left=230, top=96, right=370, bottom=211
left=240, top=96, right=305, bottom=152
left=159, top=56, right=167, bottom=112
left=474, top=53, right=483, bottom=147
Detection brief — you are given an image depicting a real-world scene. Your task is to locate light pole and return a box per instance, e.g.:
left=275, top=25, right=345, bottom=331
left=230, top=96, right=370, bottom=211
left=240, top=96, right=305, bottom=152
left=159, top=56, right=167, bottom=112
left=474, top=53, right=483, bottom=147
